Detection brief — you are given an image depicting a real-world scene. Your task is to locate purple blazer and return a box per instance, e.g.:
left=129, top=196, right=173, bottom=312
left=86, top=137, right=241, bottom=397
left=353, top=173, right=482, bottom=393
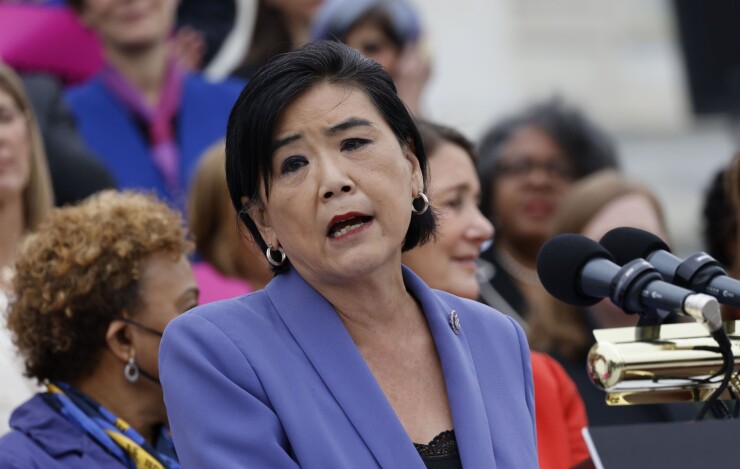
left=159, top=266, right=538, bottom=468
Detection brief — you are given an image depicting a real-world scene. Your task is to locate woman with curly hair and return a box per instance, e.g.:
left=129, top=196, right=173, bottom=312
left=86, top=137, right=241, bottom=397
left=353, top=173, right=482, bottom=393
left=0, top=190, right=197, bottom=468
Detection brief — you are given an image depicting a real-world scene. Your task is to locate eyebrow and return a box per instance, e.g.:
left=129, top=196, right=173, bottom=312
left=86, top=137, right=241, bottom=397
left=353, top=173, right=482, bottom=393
left=272, top=134, right=302, bottom=153
left=271, top=118, right=374, bottom=153
left=326, top=117, right=374, bottom=135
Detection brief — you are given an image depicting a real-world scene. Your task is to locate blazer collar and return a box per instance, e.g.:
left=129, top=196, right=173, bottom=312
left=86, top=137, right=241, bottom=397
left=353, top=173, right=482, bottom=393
left=401, top=266, right=498, bottom=468
left=266, top=266, right=497, bottom=468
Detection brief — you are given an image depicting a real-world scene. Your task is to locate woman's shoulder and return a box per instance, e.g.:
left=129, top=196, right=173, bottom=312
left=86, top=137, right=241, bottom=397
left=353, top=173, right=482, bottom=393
left=0, top=394, right=121, bottom=468
left=172, top=289, right=274, bottom=329
left=163, top=289, right=291, bottom=354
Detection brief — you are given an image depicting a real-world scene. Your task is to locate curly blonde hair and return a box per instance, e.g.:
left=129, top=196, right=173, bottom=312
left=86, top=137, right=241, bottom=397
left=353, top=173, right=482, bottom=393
left=7, top=190, right=192, bottom=383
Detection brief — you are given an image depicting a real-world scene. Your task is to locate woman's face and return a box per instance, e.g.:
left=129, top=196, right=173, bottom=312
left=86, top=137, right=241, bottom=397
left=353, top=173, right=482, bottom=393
left=130, top=253, right=198, bottom=384
left=252, top=82, right=422, bottom=285
left=491, top=125, right=574, bottom=246
left=581, top=192, right=667, bottom=244
left=81, top=0, right=177, bottom=51
left=403, top=142, right=494, bottom=299
left=344, top=20, right=401, bottom=75
left=0, top=88, right=30, bottom=203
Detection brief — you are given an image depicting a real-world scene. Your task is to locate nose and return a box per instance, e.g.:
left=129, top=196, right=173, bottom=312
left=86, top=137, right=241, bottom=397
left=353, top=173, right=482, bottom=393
left=466, top=206, right=495, bottom=247
left=523, top=163, right=554, bottom=187
left=319, top=157, right=354, bottom=200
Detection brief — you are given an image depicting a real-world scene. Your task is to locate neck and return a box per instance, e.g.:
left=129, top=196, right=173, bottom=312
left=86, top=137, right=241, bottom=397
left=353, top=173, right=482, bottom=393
left=301, top=260, right=421, bottom=346
left=497, top=237, right=539, bottom=269
left=494, top=238, right=543, bottom=289
left=0, top=196, right=25, bottom=273
left=73, top=355, right=163, bottom=444
left=106, top=42, right=169, bottom=107
left=246, top=274, right=270, bottom=291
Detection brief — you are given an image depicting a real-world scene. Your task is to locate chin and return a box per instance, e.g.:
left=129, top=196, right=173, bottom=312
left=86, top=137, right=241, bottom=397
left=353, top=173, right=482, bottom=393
left=447, top=281, right=479, bottom=301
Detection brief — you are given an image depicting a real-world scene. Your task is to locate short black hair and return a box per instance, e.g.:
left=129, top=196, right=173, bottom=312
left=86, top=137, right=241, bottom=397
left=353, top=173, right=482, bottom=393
left=477, top=98, right=619, bottom=221
left=415, top=119, right=476, bottom=163
left=225, top=40, right=435, bottom=274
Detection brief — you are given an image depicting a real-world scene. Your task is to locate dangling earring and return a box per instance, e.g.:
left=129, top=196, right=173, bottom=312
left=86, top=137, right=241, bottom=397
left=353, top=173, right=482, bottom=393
left=411, top=192, right=429, bottom=215
left=266, top=244, right=287, bottom=267
left=124, top=356, right=140, bottom=383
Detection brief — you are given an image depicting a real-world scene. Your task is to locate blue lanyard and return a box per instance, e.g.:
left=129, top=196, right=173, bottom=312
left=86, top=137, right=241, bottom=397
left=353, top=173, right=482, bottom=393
left=47, top=382, right=180, bottom=469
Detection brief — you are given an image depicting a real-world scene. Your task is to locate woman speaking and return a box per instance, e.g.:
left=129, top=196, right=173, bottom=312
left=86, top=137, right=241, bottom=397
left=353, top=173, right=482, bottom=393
left=160, top=41, right=538, bottom=468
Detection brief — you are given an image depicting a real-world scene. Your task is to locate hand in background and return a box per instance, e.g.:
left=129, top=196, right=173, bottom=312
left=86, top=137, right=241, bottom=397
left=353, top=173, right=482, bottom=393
left=171, top=26, right=206, bottom=71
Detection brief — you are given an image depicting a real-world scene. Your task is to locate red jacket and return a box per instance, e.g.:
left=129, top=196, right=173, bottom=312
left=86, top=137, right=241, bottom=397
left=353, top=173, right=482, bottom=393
left=532, top=352, right=590, bottom=469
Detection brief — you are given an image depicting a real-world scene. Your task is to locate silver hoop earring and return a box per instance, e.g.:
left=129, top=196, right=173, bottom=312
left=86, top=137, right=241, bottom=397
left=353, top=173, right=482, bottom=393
left=411, top=192, right=429, bottom=215
left=124, top=356, right=140, bottom=383
left=266, top=244, right=287, bottom=267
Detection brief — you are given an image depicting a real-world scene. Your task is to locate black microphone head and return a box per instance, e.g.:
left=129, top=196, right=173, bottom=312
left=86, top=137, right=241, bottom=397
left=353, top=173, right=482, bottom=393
left=599, top=227, right=670, bottom=266
left=536, top=233, right=615, bottom=306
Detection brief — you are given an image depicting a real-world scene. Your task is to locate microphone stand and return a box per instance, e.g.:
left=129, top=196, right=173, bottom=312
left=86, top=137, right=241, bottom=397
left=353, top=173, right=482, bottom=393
left=633, top=299, right=734, bottom=420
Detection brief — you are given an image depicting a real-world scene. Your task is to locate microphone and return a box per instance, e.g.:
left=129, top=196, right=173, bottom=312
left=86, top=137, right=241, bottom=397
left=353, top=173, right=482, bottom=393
left=536, top=234, right=722, bottom=331
left=600, top=227, right=740, bottom=312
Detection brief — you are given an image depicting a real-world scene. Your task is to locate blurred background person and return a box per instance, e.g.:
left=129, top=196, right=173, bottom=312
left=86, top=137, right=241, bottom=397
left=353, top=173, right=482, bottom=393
left=0, top=1, right=103, bottom=86
left=0, top=63, right=55, bottom=434
left=188, top=141, right=271, bottom=304
left=403, top=119, right=589, bottom=469
left=476, top=99, right=619, bottom=330
left=0, top=190, right=197, bottom=467
left=529, top=169, right=693, bottom=426
left=65, top=0, right=243, bottom=211
left=311, top=0, right=429, bottom=115
left=231, top=0, right=324, bottom=79
left=21, top=72, right=116, bottom=206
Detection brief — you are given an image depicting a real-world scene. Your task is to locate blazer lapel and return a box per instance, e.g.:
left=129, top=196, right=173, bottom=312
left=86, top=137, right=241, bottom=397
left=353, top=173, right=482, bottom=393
left=402, top=266, right=498, bottom=468
left=266, top=268, right=425, bottom=468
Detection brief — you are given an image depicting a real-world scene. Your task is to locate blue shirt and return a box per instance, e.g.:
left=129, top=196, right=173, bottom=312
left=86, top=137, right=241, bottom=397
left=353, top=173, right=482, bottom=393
left=65, top=73, right=242, bottom=208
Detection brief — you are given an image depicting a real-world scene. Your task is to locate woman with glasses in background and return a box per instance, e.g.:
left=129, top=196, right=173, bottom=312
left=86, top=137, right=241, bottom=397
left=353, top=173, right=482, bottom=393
left=476, top=99, right=619, bottom=330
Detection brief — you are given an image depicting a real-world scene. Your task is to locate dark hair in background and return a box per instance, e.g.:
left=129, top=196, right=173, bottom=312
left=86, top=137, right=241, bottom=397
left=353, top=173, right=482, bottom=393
left=476, top=98, right=619, bottom=221
left=415, top=119, right=476, bottom=164
left=225, top=40, right=436, bottom=274
left=702, top=165, right=738, bottom=269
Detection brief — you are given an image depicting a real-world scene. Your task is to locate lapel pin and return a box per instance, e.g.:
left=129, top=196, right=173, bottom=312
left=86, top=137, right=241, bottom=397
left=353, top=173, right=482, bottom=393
left=448, top=310, right=460, bottom=335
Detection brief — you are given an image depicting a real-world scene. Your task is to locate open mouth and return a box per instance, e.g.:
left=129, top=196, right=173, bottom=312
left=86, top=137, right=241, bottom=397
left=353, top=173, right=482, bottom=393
left=328, top=215, right=373, bottom=239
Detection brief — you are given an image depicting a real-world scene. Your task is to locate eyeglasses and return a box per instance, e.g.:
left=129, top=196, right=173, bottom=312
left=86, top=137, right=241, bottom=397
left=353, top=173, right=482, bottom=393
left=116, top=317, right=163, bottom=337
left=495, top=158, right=575, bottom=182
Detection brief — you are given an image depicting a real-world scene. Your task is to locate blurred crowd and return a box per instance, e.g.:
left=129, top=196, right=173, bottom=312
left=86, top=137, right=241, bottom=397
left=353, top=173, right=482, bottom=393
left=0, top=1, right=737, bottom=468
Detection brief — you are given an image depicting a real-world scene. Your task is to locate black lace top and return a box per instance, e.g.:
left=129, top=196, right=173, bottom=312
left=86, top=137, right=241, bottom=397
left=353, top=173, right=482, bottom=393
left=413, top=430, right=463, bottom=469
